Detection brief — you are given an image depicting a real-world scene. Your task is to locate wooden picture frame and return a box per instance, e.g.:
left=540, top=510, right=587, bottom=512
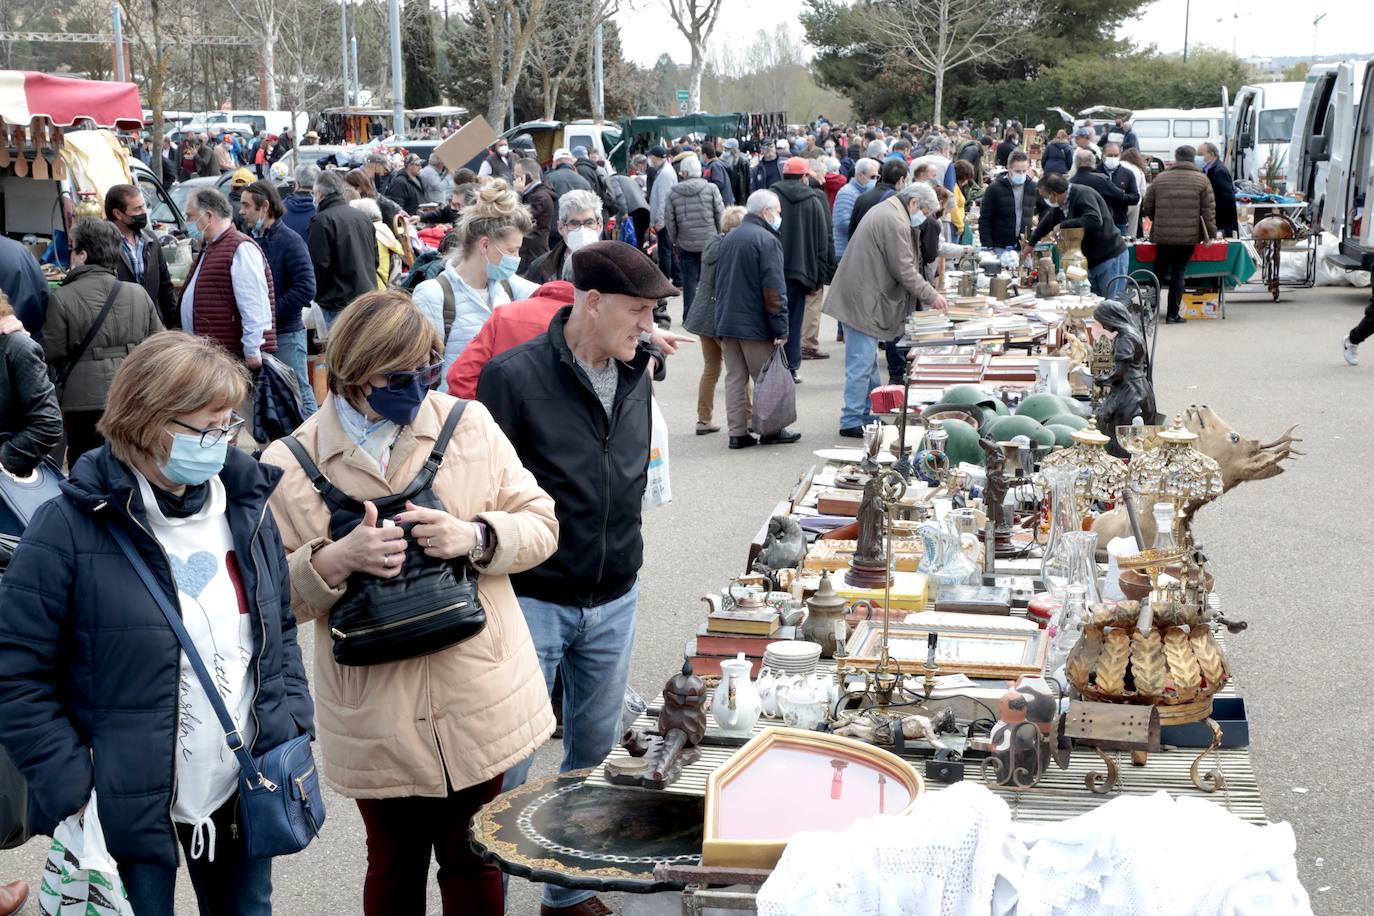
left=844, top=612, right=1047, bottom=679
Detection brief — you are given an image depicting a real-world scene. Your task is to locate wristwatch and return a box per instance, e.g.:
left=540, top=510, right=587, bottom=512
left=468, top=520, right=493, bottom=565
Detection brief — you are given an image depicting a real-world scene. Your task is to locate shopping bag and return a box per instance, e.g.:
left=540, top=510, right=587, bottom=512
left=753, top=345, right=796, bottom=437
left=643, top=397, right=672, bottom=509
left=39, top=791, right=134, bottom=916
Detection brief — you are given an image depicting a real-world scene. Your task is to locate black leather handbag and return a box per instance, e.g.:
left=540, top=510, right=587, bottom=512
left=281, top=401, right=486, bottom=666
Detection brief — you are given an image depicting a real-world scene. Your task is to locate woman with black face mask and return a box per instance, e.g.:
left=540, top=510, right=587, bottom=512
left=260, top=290, right=558, bottom=915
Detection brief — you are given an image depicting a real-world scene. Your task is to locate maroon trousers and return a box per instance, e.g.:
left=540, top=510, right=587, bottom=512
left=355, top=773, right=505, bottom=916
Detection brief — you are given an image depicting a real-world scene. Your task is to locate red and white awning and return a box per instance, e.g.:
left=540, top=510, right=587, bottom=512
left=0, top=71, right=143, bottom=130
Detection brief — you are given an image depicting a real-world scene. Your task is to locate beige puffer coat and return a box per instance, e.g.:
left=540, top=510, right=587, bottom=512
left=260, top=392, right=557, bottom=798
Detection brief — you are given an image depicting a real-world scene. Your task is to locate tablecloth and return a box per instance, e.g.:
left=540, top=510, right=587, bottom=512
left=1128, top=241, right=1257, bottom=290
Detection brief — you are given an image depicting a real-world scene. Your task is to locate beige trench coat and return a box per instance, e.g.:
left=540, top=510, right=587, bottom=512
left=260, top=391, right=557, bottom=798
left=823, top=195, right=938, bottom=340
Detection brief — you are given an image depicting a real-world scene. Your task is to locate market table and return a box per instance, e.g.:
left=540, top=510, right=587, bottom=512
left=1127, top=240, right=1257, bottom=319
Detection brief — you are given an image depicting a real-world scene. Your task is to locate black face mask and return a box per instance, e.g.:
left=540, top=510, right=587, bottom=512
left=126, top=212, right=149, bottom=232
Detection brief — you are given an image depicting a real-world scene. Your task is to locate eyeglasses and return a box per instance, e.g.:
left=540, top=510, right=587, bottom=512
left=383, top=360, right=443, bottom=392
left=170, top=411, right=245, bottom=447
left=563, top=217, right=602, bottom=230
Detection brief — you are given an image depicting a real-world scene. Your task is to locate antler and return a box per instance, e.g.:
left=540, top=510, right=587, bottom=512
left=1259, top=425, right=1304, bottom=457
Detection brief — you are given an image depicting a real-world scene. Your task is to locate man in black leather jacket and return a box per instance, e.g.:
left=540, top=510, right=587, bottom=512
left=0, top=301, right=61, bottom=480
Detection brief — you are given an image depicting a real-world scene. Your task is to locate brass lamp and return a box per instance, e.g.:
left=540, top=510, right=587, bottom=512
left=1039, top=418, right=1128, bottom=516
left=1127, top=416, right=1223, bottom=547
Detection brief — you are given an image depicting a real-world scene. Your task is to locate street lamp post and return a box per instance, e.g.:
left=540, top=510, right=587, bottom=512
left=1183, top=0, right=1191, bottom=64
left=389, top=0, right=405, bottom=140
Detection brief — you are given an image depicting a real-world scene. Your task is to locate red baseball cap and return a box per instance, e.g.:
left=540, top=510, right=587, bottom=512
left=783, top=156, right=810, bottom=176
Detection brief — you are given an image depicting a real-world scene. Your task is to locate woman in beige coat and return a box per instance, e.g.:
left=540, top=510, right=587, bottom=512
left=260, top=290, right=557, bottom=915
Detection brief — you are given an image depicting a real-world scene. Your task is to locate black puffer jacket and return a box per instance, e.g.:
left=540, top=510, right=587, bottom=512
left=773, top=177, right=836, bottom=291
left=0, top=446, right=313, bottom=867
left=979, top=175, right=1050, bottom=249
left=0, top=330, right=61, bottom=476
left=477, top=306, right=651, bottom=608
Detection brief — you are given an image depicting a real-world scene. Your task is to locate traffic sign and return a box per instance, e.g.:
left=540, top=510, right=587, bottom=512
left=676, top=89, right=690, bottom=113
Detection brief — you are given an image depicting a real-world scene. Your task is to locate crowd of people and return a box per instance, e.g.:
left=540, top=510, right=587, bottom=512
left=0, top=110, right=1254, bottom=916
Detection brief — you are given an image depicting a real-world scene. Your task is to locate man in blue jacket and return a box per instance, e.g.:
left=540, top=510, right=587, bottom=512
left=713, top=189, right=801, bottom=449
left=280, top=164, right=319, bottom=241
left=833, top=157, right=880, bottom=262
left=0, top=234, right=48, bottom=337
left=241, top=181, right=318, bottom=416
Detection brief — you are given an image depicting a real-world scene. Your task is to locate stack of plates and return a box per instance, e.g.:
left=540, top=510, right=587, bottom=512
left=762, top=641, right=822, bottom=677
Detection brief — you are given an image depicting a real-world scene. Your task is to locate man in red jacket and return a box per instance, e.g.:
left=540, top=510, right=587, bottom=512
left=445, top=281, right=575, bottom=397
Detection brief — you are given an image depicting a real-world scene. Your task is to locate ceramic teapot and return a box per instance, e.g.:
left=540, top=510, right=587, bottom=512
left=712, top=653, right=762, bottom=737
left=775, top=674, right=832, bottom=731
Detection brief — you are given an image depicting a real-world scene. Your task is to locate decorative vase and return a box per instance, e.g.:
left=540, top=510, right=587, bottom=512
left=1061, top=531, right=1102, bottom=605
left=1037, top=356, right=1072, bottom=398
left=713, top=654, right=762, bottom=737
left=1039, top=464, right=1082, bottom=597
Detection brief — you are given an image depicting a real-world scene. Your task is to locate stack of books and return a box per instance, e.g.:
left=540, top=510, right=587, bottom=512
left=984, top=356, right=1038, bottom=382
left=906, top=312, right=954, bottom=340
left=686, top=603, right=790, bottom=677
left=910, top=352, right=989, bottom=385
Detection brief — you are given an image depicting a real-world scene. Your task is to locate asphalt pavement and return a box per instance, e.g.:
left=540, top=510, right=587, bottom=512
left=2, top=279, right=1370, bottom=915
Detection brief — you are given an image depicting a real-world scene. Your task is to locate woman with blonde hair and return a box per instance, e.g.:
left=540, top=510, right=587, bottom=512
left=0, top=331, right=313, bottom=914
left=260, top=290, right=556, bottom=915
left=683, top=204, right=746, bottom=434
left=411, top=179, right=536, bottom=377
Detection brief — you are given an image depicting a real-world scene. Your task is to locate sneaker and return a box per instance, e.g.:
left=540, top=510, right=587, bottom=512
left=696, top=421, right=721, bottom=435
left=1344, top=336, right=1360, bottom=366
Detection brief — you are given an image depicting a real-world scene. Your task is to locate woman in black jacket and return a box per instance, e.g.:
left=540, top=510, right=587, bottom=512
left=0, top=291, right=61, bottom=481
left=0, top=332, right=314, bottom=916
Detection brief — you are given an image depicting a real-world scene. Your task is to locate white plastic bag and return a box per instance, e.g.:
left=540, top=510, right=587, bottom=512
left=643, top=397, right=672, bottom=509
left=39, top=791, right=134, bottom=915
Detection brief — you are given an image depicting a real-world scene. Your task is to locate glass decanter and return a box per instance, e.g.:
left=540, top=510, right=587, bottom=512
left=1048, top=584, right=1088, bottom=675
left=1060, top=530, right=1102, bottom=605
left=947, top=508, right=983, bottom=584
left=1039, top=464, right=1082, bottom=598
left=1151, top=502, right=1178, bottom=549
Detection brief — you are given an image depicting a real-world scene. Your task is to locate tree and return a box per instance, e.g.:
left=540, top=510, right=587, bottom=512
left=701, top=26, right=852, bottom=122
left=469, top=0, right=549, bottom=128
left=1282, top=61, right=1311, bottom=82
left=660, top=0, right=723, bottom=112
left=526, top=0, right=617, bottom=119
left=403, top=0, right=441, bottom=108
left=224, top=0, right=280, bottom=108
left=117, top=0, right=174, bottom=163
left=856, top=0, right=1039, bottom=126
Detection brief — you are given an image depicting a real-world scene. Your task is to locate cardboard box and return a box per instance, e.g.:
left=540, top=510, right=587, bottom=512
left=433, top=115, right=498, bottom=171
left=1181, top=292, right=1220, bottom=320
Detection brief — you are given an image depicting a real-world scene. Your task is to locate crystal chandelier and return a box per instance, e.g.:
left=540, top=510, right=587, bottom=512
left=1039, top=418, right=1129, bottom=514
left=1127, top=416, right=1223, bottom=544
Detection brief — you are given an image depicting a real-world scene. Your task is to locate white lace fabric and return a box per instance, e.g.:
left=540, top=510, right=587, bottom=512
left=757, top=787, right=1312, bottom=916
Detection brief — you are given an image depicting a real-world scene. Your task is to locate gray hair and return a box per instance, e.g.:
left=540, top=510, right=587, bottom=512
left=896, top=181, right=938, bottom=213
left=824, top=156, right=841, bottom=174
left=1073, top=148, right=1097, bottom=169
left=516, top=157, right=542, bottom=181
left=1102, top=141, right=1121, bottom=155
left=930, top=136, right=950, bottom=154
left=746, top=189, right=780, bottom=216
left=679, top=154, right=702, bottom=179
left=428, top=152, right=444, bottom=167
left=294, top=163, right=320, bottom=190
left=314, top=169, right=347, bottom=196
left=865, top=139, right=887, bottom=160
left=558, top=189, right=603, bottom=222
left=1198, top=141, right=1219, bottom=159
left=350, top=197, right=382, bottom=221
left=189, top=187, right=232, bottom=219
left=854, top=157, right=881, bottom=179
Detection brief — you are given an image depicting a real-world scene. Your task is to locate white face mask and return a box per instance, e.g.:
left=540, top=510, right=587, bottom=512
left=1103, top=156, right=1120, bottom=169
left=566, top=226, right=600, bottom=252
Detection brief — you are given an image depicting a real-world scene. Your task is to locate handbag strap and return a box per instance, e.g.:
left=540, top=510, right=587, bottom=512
left=56, top=281, right=122, bottom=390
left=105, top=523, right=274, bottom=789
left=280, top=400, right=469, bottom=513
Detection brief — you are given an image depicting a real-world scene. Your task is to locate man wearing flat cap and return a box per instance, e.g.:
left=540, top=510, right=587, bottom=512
left=480, top=242, right=688, bottom=916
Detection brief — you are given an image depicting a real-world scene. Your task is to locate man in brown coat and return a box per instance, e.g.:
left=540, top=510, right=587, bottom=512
left=1141, top=145, right=1217, bottom=323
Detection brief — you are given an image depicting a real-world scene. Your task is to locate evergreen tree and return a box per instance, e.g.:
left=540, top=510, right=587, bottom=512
left=402, top=0, right=441, bottom=108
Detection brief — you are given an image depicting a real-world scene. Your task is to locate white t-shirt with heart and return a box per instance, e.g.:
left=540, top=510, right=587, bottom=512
left=134, top=471, right=257, bottom=859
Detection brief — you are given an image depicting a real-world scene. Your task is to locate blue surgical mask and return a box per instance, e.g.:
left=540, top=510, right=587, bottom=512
left=860, top=178, right=876, bottom=190
left=769, top=215, right=782, bottom=231
left=1195, top=155, right=1207, bottom=168
left=1009, top=172, right=1027, bottom=186
left=252, top=215, right=266, bottom=236
left=366, top=376, right=428, bottom=426
left=186, top=216, right=204, bottom=242
left=910, top=210, right=927, bottom=228
left=162, top=433, right=228, bottom=486
left=487, top=250, right=521, bottom=282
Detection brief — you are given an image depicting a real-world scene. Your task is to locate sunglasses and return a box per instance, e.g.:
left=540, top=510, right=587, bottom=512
left=383, top=360, right=443, bottom=392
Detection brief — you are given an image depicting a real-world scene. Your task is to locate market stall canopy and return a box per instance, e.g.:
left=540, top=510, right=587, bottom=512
left=0, top=71, right=143, bottom=129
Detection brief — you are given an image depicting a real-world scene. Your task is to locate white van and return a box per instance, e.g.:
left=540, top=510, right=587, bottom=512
left=201, top=110, right=311, bottom=137
left=1128, top=108, right=1226, bottom=170
left=1289, top=61, right=1369, bottom=229
left=1223, top=82, right=1305, bottom=190
left=1324, top=63, right=1374, bottom=272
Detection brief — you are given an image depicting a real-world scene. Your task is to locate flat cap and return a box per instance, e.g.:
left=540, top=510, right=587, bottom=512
left=572, top=240, right=679, bottom=300
left=783, top=156, right=810, bottom=176
left=723, top=138, right=740, bottom=150
left=647, top=145, right=668, bottom=158
left=1073, top=125, right=1095, bottom=138
left=571, top=145, right=588, bottom=157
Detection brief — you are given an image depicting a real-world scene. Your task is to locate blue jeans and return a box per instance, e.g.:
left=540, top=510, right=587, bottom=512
left=275, top=328, right=318, bottom=418
left=841, top=323, right=882, bottom=430
left=118, top=796, right=273, bottom=916
left=1088, top=250, right=1129, bottom=301
left=784, top=280, right=809, bottom=373
left=502, top=581, right=639, bottom=909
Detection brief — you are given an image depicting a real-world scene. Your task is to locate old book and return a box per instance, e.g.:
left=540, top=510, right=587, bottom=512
left=694, top=624, right=794, bottom=657
left=686, top=642, right=762, bottom=679
left=706, top=609, right=781, bottom=636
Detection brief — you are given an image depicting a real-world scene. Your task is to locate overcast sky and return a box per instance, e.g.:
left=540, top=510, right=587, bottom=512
left=616, top=0, right=1374, bottom=69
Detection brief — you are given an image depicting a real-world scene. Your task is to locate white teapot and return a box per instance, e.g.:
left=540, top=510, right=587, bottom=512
left=776, top=674, right=832, bottom=731
left=712, top=653, right=762, bottom=737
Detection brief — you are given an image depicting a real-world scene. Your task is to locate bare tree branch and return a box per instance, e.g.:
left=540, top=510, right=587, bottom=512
left=659, top=0, right=723, bottom=111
